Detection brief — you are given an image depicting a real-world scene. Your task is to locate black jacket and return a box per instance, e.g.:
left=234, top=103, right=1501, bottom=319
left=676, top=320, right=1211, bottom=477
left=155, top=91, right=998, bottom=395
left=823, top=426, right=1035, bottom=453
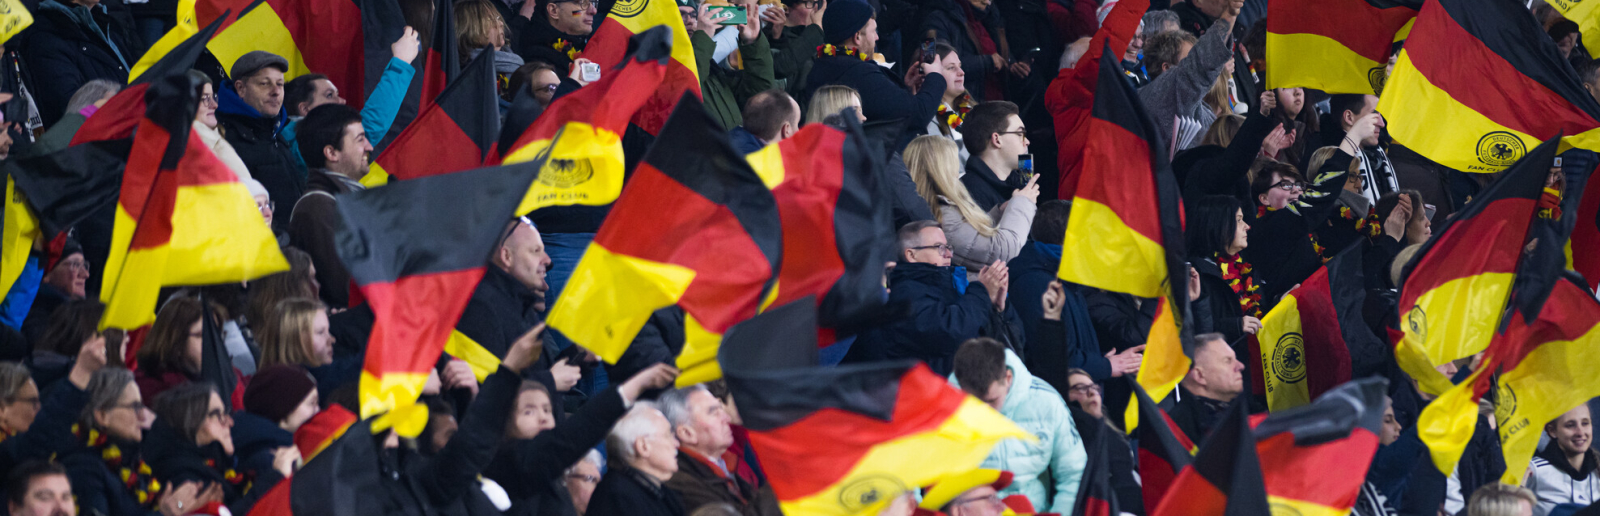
left=142, top=417, right=281, bottom=515
left=1191, top=256, right=1249, bottom=346
left=1166, top=391, right=1229, bottom=443
left=458, top=265, right=543, bottom=359
left=961, top=158, right=1021, bottom=212
left=802, top=54, right=946, bottom=147
left=382, top=367, right=523, bottom=516
left=874, top=262, right=1001, bottom=377
left=1174, top=109, right=1275, bottom=216
left=1070, top=406, right=1144, bottom=515
left=229, top=410, right=293, bottom=483
left=22, top=0, right=139, bottom=127
left=513, top=16, right=587, bottom=72
left=587, top=468, right=687, bottom=516
left=218, top=84, right=303, bottom=223
left=287, top=169, right=358, bottom=307
left=919, top=0, right=998, bottom=100
left=1009, top=243, right=1111, bottom=386
left=486, top=387, right=628, bottom=516
left=1242, top=178, right=1346, bottom=304
left=1084, top=289, right=1155, bottom=354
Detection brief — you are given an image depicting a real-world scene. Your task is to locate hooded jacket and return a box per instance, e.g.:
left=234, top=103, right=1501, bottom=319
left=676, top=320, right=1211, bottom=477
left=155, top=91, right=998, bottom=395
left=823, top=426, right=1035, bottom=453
left=230, top=410, right=293, bottom=480
left=1528, top=443, right=1600, bottom=516
left=949, top=349, right=1086, bottom=512
left=24, top=0, right=138, bottom=128
left=217, top=83, right=302, bottom=222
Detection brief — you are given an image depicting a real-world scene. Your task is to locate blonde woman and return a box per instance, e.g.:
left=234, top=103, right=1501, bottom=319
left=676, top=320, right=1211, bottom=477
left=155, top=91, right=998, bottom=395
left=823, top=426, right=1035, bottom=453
left=806, top=85, right=867, bottom=125
left=257, top=298, right=335, bottom=369
left=904, top=135, right=1035, bottom=276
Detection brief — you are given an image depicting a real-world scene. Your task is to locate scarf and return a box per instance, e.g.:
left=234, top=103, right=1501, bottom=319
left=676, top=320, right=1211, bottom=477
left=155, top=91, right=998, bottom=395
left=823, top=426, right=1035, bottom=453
left=815, top=44, right=870, bottom=61
left=1216, top=253, right=1261, bottom=317
left=76, top=424, right=163, bottom=508
left=1539, top=186, right=1563, bottom=220
left=936, top=94, right=975, bottom=131
left=551, top=38, right=582, bottom=61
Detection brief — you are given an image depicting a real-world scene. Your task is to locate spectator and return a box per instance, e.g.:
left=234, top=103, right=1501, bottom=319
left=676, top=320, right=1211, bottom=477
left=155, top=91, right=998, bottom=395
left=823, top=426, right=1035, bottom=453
left=771, top=0, right=825, bottom=98
left=660, top=385, right=780, bottom=516
left=1141, top=10, right=1181, bottom=40
left=1167, top=333, right=1244, bottom=442
left=455, top=220, right=564, bottom=382
left=24, top=0, right=141, bottom=128
left=958, top=101, right=1030, bottom=212
left=1139, top=1, right=1239, bottom=154
left=29, top=300, right=106, bottom=390
left=1062, top=369, right=1144, bottom=514
left=566, top=450, right=605, bottom=516
left=1120, top=21, right=1151, bottom=88
left=906, top=135, right=1035, bottom=276
left=916, top=468, right=1015, bottom=516
left=589, top=402, right=686, bottom=516
left=21, top=238, right=89, bottom=344
left=915, top=42, right=973, bottom=164
left=62, top=368, right=208, bottom=516
left=950, top=338, right=1085, bottom=512
left=133, top=297, right=208, bottom=405
left=1580, top=60, right=1600, bottom=104
left=232, top=365, right=317, bottom=487
left=288, top=104, right=372, bottom=307
left=1270, top=87, right=1318, bottom=168
left=1549, top=20, right=1581, bottom=61
left=804, top=85, right=865, bottom=124
left=256, top=298, right=359, bottom=396
left=30, top=79, right=120, bottom=157
left=459, top=1, right=525, bottom=82
left=188, top=71, right=253, bottom=182
left=1169, top=0, right=1240, bottom=38
left=801, top=0, right=946, bottom=145
left=687, top=0, right=779, bottom=131
left=1527, top=405, right=1599, bottom=515
left=0, top=363, right=37, bottom=435
left=6, top=461, right=75, bottom=516
left=1241, top=158, right=1347, bottom=304
left=1467, top=483, right=1537, bottom=516
left=144, top=382, right=282, bottom=514
left=729, top=89, right=800, bottom=155
left=279, top=28, right=418, bottom=170
left=507, top=61, right=563, bottom=106
left=515, top=0, right=600, bottom=72
left=244, top=247, right=318, bottom=337
left=217, top=51, right=302, bottom=221
left=920, top=0, right=1006, bottom=101
left=1186, top=195, right=1259, bottom=346
left=1310, top=95, right=1395, bottom=206
left=1173, top=91, right=1279, bottom=206
left=853, top=221, right=1013, bottom=376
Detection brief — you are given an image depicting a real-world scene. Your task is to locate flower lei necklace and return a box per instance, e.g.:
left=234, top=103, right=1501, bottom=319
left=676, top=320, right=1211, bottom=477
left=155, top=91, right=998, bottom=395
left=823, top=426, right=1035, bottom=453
left=1340, top=206, right=1383, bottom=238
left=1260, top=205, right=1332, bottom=263
left=76, top=424, right=163, bottom=507
left=937, top=94, right=975, bottom=130
left=816, top=44, right=869, bottom=61
left=552, top=38, right=580, bottom=61
left=1216, top=253, right=1262, bottom=318
left=206, top=457, right=253, bottom=493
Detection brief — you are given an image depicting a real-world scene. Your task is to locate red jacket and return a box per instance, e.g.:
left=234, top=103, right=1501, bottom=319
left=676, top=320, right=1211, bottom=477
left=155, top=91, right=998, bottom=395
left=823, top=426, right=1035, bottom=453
left=1046, top=0, right=1146, bottom=199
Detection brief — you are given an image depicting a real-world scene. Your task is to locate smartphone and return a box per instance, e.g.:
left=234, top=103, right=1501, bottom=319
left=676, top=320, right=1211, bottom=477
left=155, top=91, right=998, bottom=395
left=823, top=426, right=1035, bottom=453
left=1424, top=204, right=1436, bottom=221
left=580, top=62, right=601, bottom=83
left=708, top=5, right=747, bottom=25
left=1018, top=153, right=1034, bottom=182
left=920, top=39, right=937, bottom=64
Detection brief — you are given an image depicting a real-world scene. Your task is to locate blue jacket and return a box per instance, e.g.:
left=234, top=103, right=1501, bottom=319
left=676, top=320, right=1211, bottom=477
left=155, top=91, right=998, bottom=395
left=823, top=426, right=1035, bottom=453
left=0, top=256, right=42, bottom=329
left=229, top=411, right=293, bottom=479
left=281, top=57, right=416, bottom=169
left=1009, top=242, right=1112, bottom=387
left=728, top=126, right=767, bottom=155
left=950, top=349, right=1087, bottom=512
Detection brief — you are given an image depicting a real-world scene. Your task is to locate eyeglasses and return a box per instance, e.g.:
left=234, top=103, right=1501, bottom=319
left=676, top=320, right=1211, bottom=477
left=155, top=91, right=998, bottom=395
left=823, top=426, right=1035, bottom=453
left=1272, top=181, right=1309, bottom=191
left=205, top=408, right=231, bottom=422
left=998, top=128, right=1028, bottom=137
left=555, top=0, right=593, bottom=9
left=110, top=401, right=144, bottom=412
left=199, top=94, right=218, bottom=106
left=6, top=396, right=38, bottom=408
left=911, top=244, right=953, bottom=255
left=566, top=473, right=600, bottom=485
left=950, top=493, right=1004, bottom=510
left=1067, top=384, right=1101, bottom=395
left=1346, top=174, right=1366, bottom=186
left=59, top=259, right=91, bottom=272
left=256, top=200, right=275, bottom=215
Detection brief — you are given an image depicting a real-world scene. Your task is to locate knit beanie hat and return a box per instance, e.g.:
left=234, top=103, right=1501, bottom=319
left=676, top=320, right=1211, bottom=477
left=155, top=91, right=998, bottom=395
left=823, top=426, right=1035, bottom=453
left=822, top=0, right=874, bottom=46
left=244, top=365, right=317, bottom=423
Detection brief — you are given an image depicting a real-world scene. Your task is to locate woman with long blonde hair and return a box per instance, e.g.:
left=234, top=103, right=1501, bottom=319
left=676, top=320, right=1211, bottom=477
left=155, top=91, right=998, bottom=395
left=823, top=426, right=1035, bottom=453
left=904, top=135, right=1034, bottom=275
left=806, top=85, right=866, bottom=125
left=257, top=298, right=334, bottom=369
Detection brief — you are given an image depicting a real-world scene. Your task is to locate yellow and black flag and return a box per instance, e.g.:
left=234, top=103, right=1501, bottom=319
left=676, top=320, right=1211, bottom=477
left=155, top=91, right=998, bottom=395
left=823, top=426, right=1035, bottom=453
left=548, top=94, right=782, bottom=383
left=1058, top=46, right=1191, bottom=430
left=100, top=74, right=288, bottom=330
left=1394, top=136, right=1555, bottom=398
left=1379, top=0, right=1600, bottom=173
left=1265, top=0, right=1418, bottom=95
left=719, top=299, right=1029, bottom=516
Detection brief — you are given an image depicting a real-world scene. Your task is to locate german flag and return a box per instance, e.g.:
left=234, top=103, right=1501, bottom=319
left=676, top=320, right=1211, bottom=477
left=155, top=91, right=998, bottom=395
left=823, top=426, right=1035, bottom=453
left=248, top=406, right=384, bottom=516
left=1264, top=0, right=1417, bottom=95
left=580, top=0, right=699, bottom=134
left=72, top=16, right=226, bottom=145
left=333, top=159, right=540, bottom=437
left=1058, top=47, right=1191, bottom=429
left=743, top=110, right=893, bottom=343
left=375, top=0, right=459, bottom=151
left=1395, top=136, right=1554, bottom=397
left=363, top=48, right=499, bottom=186
left=1128, top=379, right=1196, bottom=514
left=1253, top=377, right=1389, bottom=516
left=1573, top=168, right=1600, bottom=291
left=547, top=94, right=781, bottom=385
left=200, top=0, right=365, bottom=107
left=0, top=172, right=38, bottom=300
left=719, top=299, right=1030, bottom=516
left=1257, top=244, right=1379, bottom=411
left=492, top=26, right=673, bottom=214
left=1072, top=423, right=1122, bottom=516
left=1547, top=0, right=1599, bottom=57
left=99, top=74, right=288, bottom=330
left=1377, top=0, right=1600, bottom=174
left=6, top=140, right=130, bottom=243
left=1149, top=399, right=1270, bottom=516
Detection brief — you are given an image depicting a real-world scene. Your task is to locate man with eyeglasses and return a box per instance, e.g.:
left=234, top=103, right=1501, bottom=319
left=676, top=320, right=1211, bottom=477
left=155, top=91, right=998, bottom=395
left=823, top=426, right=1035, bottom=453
left=950, top=338, right=1085, bottom=513
left=513, top=0, right=601, bottom=73
left=21, top=237, right=90, bottom=344
left=960, top=101, right=1036, bottom=212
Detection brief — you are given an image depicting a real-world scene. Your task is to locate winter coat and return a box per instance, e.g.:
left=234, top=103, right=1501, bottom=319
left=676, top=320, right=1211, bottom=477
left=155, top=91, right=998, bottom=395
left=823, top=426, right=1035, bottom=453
left=288, top=169, right=362, bottom=306
left=31, top=112, right=88, bottom=158
left=587, top=467, right=687, bottom=516
left=454, top=265, right=564, bottom=409
left=1528, top=444, right=1600, bottom=516
left=23, top=0, right=138, bottom=128
left=280, top=56, right=415, bottom=169
left=919, top=0, right=998, bottom=100
left=2, top=379, right=91, bottom=481
left=728, top=126, right=767, bottom=155
left=1137, top=19, right=1232, bottom=154
left=1166, top=391, right=1229, bottom=443
left=877, top=262, right=1000, bottom=377
left=940, top=195, right=1034, bottom=275
left=960, top=158, right=1021, bottom=212
left=949, top=349, right=1086, bottom=512
left=217, top=84, right=301, bottom=220
left=1241, top=166, right=1346, bottom=304
left=771, top=24, right=823, bottom=97
left=1043, top=0, right=1140, bottom=200
left=1190, top=255, right=1250, bottom=347
left=143, top=417, right=281, bottom=515
left=381, top=367, right=523, bottom=516
left=230, top=410, right=293, bottom=481
left=694, top=32, right=776, bottom=132
left=664, top=448, right=782, bottom=516
left=485, top=387, right=628, bottom=516
left=1009, top=243, right=1110, bottom=386
left=1069, top=405, right=1144, bottom=515
left=1173, top=109, right=1275, bottom=213
left=801, top=54, right=946, bottom=141
left=513, top=17, right=588, bottom=72
left=887, top=152, right=936, bottom=229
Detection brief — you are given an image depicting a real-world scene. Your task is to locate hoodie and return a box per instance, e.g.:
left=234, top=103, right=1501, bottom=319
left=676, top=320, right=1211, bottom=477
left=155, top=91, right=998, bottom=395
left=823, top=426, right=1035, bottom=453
left=949, top=349, right=1086, bottom=512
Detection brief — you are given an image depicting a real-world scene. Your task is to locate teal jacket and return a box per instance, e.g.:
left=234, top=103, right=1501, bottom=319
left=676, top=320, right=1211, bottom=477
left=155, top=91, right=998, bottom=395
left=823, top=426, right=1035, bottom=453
left=281, top=57, right=416, bottom=169
left=951, top=349, right=1087, bottom=512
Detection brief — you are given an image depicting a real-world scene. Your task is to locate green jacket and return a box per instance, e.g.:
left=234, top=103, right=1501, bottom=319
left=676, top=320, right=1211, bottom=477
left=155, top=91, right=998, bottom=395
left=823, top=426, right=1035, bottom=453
left=772, top=24, right=823, bottom=98
left=692, top=31, right=776, bottom=131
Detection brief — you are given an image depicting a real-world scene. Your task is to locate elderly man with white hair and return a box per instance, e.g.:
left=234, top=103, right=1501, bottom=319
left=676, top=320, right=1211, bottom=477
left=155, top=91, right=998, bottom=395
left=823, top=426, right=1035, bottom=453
left=588, top=402, right=686, bottom=516
left=659, top=385, right=781, bottom=516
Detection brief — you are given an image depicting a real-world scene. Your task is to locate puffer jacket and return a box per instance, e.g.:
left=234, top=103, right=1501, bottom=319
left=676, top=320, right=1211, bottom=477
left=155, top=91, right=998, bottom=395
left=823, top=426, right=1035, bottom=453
left=1527, top=444, right=1600, bottom=516
left=949, top=349, right=1086, bottom=512
left=939, top=195, right=1034, bottom=277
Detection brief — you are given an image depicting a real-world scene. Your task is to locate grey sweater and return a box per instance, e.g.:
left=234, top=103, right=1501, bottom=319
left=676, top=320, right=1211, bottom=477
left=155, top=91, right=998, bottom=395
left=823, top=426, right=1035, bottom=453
left=1138, top=19, right=1235, bottom=155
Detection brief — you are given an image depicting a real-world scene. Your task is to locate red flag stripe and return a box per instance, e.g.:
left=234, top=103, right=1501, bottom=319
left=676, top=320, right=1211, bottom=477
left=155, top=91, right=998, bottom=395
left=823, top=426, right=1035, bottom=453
left=1078, top=116, right=1161, bottom=243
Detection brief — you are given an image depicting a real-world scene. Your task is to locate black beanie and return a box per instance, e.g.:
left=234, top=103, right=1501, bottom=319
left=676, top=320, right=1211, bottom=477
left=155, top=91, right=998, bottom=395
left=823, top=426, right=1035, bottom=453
left=245, top=365, right=318, bottom=423
left=822, top=0, right=874, bottom=46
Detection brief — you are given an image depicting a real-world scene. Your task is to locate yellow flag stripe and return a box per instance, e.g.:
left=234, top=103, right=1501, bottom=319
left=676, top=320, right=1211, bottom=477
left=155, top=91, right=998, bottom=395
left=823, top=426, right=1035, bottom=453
left=360, top=370, right=431, bottom=437
left=744, top=142, right=786, bottom=188
left=1058, top=198, right=1168, bottom=299
left=443, top=330, right=501, bottom=382
left=361, top=163, right=391, bottom=188
left=548, top=242, right=696, bottom=363
left=674, top=314, right=722, bottom=387
left=1, top=176, right=39, bottom=298
left=207, top=4, right=311, bottom=80
left=1259, top=293, right=1310, bottom=412
left=506, top=122, right=626, bottom=215
left=1399, top=271, right=1514, bottom=384
left=1416, top=367, right=1487, bottom=474
left=1267, top=495, right=1349, bottom=516
left=1265, top=32, right=1387, bottom=94
left=1497, top=321, right=1600, bottom=484
left=128, top=0, right=197, bottom=82
left=1125, top=297, right=1188, bottom=431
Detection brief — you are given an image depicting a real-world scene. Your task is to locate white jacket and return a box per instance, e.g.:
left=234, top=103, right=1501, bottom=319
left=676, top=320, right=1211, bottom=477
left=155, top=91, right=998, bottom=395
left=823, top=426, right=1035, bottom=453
left=1526, top=447, right=1600, bottom=516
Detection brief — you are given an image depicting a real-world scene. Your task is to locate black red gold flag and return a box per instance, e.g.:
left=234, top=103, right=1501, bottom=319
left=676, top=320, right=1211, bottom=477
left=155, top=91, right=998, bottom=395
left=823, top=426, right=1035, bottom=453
left=1149, top=399, right=1270, bottom=516
left=1253, top=377, right=1389, bottom=515
left=579, top=0, right=699, bottom=133
left=1128, top=378, right=1196, bottom=513
left=248, top=406, right=383, bottom=516
left=1265, top=0, right=1418, bottom=94
left=72, top=15, right=227, bottom=145
left=1257, top=244, right=1381, bottom=411
left=364, top=48, right=499, bottom=185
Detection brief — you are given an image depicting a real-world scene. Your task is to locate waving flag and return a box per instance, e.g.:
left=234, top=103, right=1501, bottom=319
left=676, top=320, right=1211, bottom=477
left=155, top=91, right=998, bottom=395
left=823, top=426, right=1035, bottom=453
left=334, top=160, right=539, bottom=436
left=248, top=406, right=383, bottom=516
left=0, top=172, right=37, bottom=299
left=1254, top=378, right=1389, bottom=515
left=548, top=95, right=781, bottom=385
left=1149, top=399, right=1270, bottom=516
left=99, top=75, right=288, bottom=330
left=1265, top=0, right=1418, bottom=94
left=1546, top=1, right=1599, bottom=60
left=1378, top=0, right=1600, bottom=173
left=364, top=48, right=499, bottom=186
left=720, top=300, right=1029, bottom=516
left=200, top=0, right=366, bottom=106
left=1129, top=379, right=1196, bottom=513
left=1257, top=244, right=1380, bottom=411
left=1058, top=48, right=1191, bottom=430
left=580, top=0, right=700, bottom=134
left=374, top=0, right=459, bottom=150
